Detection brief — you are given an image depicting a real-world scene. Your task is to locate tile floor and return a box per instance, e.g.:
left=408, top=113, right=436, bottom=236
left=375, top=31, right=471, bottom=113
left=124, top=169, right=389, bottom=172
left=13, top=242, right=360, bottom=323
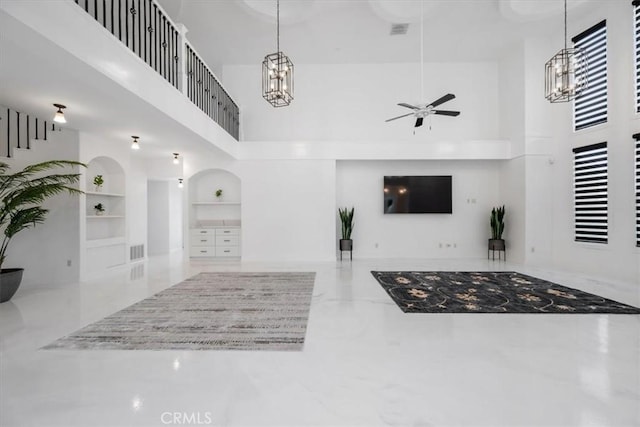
left=1, top=254, right=639, bottom=427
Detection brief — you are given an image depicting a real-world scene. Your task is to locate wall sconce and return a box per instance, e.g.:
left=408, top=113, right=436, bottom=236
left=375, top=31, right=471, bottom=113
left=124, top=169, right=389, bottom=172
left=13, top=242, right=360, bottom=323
left=131, top=135, right=140, bottom=150
left=178, top=178, right=184, bottom=188
left=173, top=153, right=180, bottom=164
left=53, top=104, right=67, bottom=123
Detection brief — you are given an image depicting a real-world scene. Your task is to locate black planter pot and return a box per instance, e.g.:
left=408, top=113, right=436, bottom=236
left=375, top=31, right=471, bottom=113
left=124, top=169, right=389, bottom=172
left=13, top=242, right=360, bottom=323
left=339, top=239, right=353, bottom=251
left=0, top=268, right=24, bottom=303
left=488, top=239, right=505, bottom=251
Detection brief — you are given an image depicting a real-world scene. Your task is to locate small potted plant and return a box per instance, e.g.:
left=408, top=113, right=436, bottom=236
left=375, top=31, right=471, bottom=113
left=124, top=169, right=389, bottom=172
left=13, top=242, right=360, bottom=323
left=338, top=207, right=354, bottom=259
left=93, top=174, right=104, bottom=192
left=215, top=189, right=223, bottom=201
left=94, top=203, right=105, bottom=216
left=489, top=205, right=505, bottom=258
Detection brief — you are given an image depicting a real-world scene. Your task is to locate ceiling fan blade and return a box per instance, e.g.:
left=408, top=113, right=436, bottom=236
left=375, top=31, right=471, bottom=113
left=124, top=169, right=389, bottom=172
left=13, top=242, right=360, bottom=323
left=398, top=102, right=419, bottom=110
left=385, top=112, right=414, bottom=122
left=429, top=93, right=455, bottom=108
left=415, top=117, right=424, bottom=127
left=433, top=110, right=460, bottom=116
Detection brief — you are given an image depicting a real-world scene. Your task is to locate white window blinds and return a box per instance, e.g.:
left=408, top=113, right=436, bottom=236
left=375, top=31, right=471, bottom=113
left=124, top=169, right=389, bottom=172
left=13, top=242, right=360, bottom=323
left=634, top=1, right=640, bottom=113
left=573, top=142, right=608, bottom=244
left=635, top=133, right=640, bottom=246
left=573, top=21, right=607, bottom=131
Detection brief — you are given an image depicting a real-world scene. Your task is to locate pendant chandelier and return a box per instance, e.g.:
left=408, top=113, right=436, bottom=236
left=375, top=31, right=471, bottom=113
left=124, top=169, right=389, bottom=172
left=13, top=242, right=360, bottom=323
left=544, top=0, right=588, bottom=103
left=262, top=0, right=294, bottom=107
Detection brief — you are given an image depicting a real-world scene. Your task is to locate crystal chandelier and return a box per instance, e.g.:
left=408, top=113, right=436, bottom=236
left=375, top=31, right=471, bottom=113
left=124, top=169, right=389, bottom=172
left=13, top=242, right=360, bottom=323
left=262, top=0, right=294, bottom=107
left=545, top=0, right=588, bottom=103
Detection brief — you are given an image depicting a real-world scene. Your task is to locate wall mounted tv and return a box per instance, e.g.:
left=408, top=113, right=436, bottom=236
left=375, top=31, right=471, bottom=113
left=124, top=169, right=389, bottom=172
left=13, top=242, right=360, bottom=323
left=384, top=176, right=452, bottom=214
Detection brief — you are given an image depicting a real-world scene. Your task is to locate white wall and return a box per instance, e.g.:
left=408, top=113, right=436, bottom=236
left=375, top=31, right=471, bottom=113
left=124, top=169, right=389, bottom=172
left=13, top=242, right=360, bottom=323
left=238, top=160, right=336, bottom=262
left=2, top=130, right=81, bottom=285
left=336, top=160, right=501, bottom=259
left=541, top=2, right=639, bottom=283
left=224, top=62, right=500, bottom=144
left=147, top=181, right=170, bottom=255
left=168, top=182, right=183, bottom=252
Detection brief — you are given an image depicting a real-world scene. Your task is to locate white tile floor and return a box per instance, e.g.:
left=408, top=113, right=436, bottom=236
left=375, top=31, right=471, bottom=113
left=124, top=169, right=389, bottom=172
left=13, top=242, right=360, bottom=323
left=1, top=254, right=639, bottom=427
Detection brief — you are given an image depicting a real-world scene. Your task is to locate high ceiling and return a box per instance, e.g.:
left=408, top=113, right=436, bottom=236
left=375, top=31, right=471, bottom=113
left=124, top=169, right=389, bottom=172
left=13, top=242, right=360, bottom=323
left=156, top=0, right=592, bottom=72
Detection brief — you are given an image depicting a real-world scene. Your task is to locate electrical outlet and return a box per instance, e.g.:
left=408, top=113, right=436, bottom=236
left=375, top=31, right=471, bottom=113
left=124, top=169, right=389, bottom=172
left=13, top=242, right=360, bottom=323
left=67, top=260, right=72, bottom=267
left=374, top=243, right=379, bottom=248
left=531, top=247, right=535, bottom=253
left=439, top=243, right=443, bottom=248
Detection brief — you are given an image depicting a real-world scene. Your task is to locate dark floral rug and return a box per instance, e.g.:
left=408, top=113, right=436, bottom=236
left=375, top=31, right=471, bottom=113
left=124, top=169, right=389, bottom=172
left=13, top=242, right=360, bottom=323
left=371, top=271, right=640, bottom=314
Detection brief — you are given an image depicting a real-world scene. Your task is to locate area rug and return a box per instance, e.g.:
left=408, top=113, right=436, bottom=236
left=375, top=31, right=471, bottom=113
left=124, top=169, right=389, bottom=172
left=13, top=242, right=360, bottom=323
left=44, top=272, right=316, bottom=351
left=371, top=271, right=640, bottom=314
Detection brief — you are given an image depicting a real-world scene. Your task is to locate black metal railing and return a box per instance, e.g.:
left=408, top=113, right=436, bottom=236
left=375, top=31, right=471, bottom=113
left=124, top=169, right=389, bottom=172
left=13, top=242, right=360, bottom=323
left=185, top=45, right=239, bottom=140
left=1, top=106, right=60, bottom=158
left=73, top=0, right=239, bottom=140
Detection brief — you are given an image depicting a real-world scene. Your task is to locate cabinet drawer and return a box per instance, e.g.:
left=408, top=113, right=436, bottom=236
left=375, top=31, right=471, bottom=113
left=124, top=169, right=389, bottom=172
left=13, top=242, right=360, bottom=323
left=191, top=229, right=215, bottom=237
left=215, top=247, right=240, bottom=257
left=192, top=236, right=214, bottom=247
left=215, top=228, right=240, bottom=236
left=191, top=246, right=215, bottom=257
left=215, top=235, right=240, bottom=246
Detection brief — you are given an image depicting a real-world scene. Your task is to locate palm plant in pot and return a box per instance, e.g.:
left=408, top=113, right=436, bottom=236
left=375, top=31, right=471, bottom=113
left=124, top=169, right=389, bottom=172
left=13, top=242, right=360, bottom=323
left=489, top=205, right=506, bottom=254
left=0, top=160, right=84, bottom=303
left=338, top=207, right=355, bottom=254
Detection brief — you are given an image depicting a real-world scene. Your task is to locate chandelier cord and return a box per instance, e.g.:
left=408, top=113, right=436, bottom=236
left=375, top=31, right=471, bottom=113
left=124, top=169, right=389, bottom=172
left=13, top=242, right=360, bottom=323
left=277, top=0, right=280, bottom=56
left=564, top=0, right=567, bottom=50
left=420, top=0, right=424, bottom=101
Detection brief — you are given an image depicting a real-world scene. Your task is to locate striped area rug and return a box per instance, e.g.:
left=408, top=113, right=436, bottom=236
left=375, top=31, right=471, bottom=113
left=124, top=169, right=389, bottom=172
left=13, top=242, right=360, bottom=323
left=44, top=272, right=316, bottom=351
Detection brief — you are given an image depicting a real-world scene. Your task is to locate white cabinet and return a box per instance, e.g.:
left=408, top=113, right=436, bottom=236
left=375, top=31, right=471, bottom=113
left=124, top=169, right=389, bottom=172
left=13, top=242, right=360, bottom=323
left=190, top=227, right=241, bottom=258
left=188, top=168, right=241, bottom=259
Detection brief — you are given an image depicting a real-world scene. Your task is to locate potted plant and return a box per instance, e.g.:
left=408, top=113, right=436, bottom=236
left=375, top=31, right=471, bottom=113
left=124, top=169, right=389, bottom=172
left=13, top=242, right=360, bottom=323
left=94, top=203, right=105, bottom=216
left=489, top=205, right=505, bottom=255
left=0, top=160, right=84, bottom=303
left=93, top=174, right=104, bottom=192
left=338, top=207, right=354, bottom=256
left=215, top=189, right=223, bottom=201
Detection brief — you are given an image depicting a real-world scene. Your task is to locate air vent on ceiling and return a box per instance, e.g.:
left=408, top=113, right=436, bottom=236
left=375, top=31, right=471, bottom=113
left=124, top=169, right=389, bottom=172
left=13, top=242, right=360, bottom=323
left=390, top=23, right=409, bottom=36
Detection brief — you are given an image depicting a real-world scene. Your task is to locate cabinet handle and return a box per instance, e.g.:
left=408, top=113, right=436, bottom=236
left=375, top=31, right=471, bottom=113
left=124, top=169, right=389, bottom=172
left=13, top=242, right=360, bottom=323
left=200, top=250, right=207, bottom=253
left=200, top=231, right=206, bottom=234
left=224, top=250, right=230, bottom=253
left=224, top=239, right=230, bottom=242
left=223, top=231, right=230, bottom=234
left=200, top=240, right=207, bottom=242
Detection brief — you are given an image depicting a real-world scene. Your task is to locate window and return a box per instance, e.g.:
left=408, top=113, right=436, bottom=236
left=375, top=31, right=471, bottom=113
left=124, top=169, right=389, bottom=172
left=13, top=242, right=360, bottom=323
left=635, top=133, right=640, bottom=246
left=573, top=21, right=607, bottom=131
left=635, top=1, right=640, bottom=113
left=573, top=142, right=608, bottom=244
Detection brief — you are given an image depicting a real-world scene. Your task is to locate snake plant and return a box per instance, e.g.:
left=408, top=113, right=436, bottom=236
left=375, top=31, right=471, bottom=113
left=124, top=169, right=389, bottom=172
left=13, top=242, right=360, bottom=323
left=338, top=207, right=354, bottom=240
left=490, top=205, right=505, bottom=240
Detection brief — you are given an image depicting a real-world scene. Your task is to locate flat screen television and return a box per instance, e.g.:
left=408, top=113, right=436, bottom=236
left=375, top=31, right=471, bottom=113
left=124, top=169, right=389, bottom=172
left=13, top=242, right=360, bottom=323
left=384, top=175, right=452, bottom=214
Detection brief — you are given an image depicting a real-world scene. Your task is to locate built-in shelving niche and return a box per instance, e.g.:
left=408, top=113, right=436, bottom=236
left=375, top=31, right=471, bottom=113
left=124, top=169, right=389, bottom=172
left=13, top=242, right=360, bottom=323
left=84, top=156, right=126, bottom=272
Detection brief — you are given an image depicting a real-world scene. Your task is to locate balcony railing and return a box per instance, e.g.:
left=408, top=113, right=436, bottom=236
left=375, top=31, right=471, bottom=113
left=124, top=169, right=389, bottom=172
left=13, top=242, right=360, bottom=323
left=73, top=0, right=239, bottom=140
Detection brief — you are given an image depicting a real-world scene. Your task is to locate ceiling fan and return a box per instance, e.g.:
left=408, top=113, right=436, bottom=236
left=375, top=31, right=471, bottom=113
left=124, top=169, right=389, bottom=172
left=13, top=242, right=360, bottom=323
left=385, top=94, right=460, bottom=128
left=385, top=1, right=460, bottom=129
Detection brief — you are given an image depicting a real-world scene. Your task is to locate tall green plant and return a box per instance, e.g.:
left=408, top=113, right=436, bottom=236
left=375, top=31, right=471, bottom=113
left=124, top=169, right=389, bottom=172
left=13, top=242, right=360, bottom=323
left=338, top=207, right=354, bottom=240
left=490, top=205, right=505, bottom=240
left=0, top=160, right=85, bottom=269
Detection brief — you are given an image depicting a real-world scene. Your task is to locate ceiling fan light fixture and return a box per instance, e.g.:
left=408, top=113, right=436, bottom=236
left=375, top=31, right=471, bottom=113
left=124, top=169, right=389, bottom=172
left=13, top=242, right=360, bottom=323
left=53, top=103, right=66, bottom=124
left=262, top=0, right=294, bottom=107
left=544, top=0, right=588, bottom=103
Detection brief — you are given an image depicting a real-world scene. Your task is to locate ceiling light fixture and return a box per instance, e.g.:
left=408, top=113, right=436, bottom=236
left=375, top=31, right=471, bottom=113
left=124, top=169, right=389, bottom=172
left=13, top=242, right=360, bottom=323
left=53, top=103, right=67, bottom=123
left=173, top=153, right=180, bottom=164
left=262, top=0, right=294, bottom=107
left=544, top=0, right=588, bottom=103
left=131, top=135, right=140, bottom=150
left=178, top=178, right=184, bottom=189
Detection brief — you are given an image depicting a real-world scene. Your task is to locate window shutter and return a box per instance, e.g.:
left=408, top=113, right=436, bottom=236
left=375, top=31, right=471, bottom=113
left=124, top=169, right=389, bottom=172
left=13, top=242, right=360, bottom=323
left=634, top=1, right=640, bottom=112
left=573, top=142, right=608, bottom=244
left=635, top=133, right=640, bottom=247
left=573, top=21, right=607, bottom=131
